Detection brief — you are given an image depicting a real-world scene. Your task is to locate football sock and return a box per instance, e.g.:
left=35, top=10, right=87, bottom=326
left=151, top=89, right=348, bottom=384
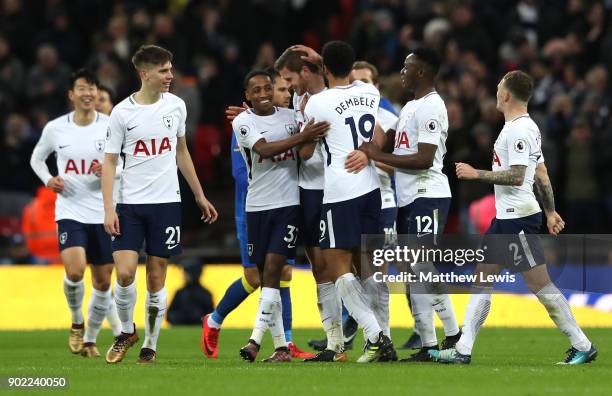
left=268, top=288, right=286, bottom=350
left=410, top=293, right=438, bottom=347
left=280, top=281, right=293, bottom=343
left=432, top=293, right=460, bottom=336
left=406, top=291, right=419, bottom=335
left=536, top=282, right=591, bottom=352
left=250, top=287, right=276, bottom=346
left=317, top=282, right=343, bottom=352
left=456, top=286, right=492, bottom=355
left=115, top=279, right=137, bottom=334
left=63, top=275, right=84, bottom=325
left=84, top=287, right=110, bottom=343
left=105, top=291, right=122, bottom=337
left=335, top=273, right=381, bottom=343
left=363, top=275, right=391, bottom=338
left=210, top=276, right=255, bottom=328
left=142, top=287, right=167, bottom=351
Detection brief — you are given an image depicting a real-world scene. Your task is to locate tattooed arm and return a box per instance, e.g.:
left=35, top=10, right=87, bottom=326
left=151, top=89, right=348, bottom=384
left=533, top=162, right=555, bottom=214
left=533, top=162, right=565, bottom=235
left=455, top=163, right=526, bottom=186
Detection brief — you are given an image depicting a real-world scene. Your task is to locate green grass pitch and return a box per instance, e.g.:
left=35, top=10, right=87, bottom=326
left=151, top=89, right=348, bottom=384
left=0, top=327, right=609, bottom=395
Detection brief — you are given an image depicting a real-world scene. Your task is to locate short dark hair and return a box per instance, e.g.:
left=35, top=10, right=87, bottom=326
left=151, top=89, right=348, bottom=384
left=98, top=84, right=115, bottom=104
left=70, top=68, right=98, bottom=89
left=322, top=41, right=355, bottom=78
left=413, top=47, right=441, bottom=77
left=352, top=61, right=379, bottom=84
left=275, top=48, right=319, bottom=73
left=131, top=45, right=173, bottom=69
left=264, top=66, right=281, bottom=80
left=502, top=70, right=533, bottom=102
left=243, top=69, right=273, bottom=89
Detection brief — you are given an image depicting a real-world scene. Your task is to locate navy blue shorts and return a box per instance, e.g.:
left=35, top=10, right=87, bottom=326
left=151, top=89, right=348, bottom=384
left=235, top=184, right=257, bottom=268
left=112, top=202, right=182, bottom=257
left=300, top=188, right=323, bottom=247
left=397, top=197, right=450, bottom=247
left=482, top=212, right=545, bottom=273
left=381, top=207, right=398, bottom=249
left=57, top=220, right=113, bottom=265
left=247, top=205, right=300, bottom=266
left=319, top=189, right=382, bottom=250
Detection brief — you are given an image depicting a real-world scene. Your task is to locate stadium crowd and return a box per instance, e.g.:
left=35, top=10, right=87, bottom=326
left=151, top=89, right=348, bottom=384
left=1, top=0, right=611, bottom=261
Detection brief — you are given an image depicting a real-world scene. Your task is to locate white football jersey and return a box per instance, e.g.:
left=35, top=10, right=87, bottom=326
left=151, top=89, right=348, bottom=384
left=30, top=112, right=116, bottom=223
left=233, top=107, right=300, bottom=212
left=492, top=114, right=543, bottom=219
left=294, top=92, right=325, bottom=190
left=393, top=91, right=451, bottom=207
left=377, top=105, right=398, bottom=209
left=105, top=92, right=186, bottom=204
left=304, top=80, right=380, bottom=204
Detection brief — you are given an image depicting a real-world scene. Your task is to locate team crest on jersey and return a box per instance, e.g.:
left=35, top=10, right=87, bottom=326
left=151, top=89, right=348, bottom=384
left=59, top=232, right=67, bottom=245
left=514, top=139, right=526, bottom=153
left=247, top=244, right=253, bottom=256
left=239, top=125, right=250, bottom=137
left=426, top=119, right=440, bottom=133
left=163, top=115, right=173, bottom=130
left=285, top=124, right=297, bottom=135
left=94, top=139, right=105, bottom=153
left=106, top=127, right=111, bottom=141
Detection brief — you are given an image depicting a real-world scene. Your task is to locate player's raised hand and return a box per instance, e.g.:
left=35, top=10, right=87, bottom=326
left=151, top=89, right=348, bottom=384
left=225, top=102, right=249, bottom=121
left=345, top=150, right=369, bottom=174
left=91, top=162, right=103, bottom=177
left=104, top=210, right=120, bottom=236
left=301, top=119, right=330, bottom=141
left=455, top=162, right=479, bottom=180
left=546, top=211, right=565, bottom=236
left=358, top=142, right=381, bottom=161
left=46, top=176, right=65, bottom=193
left=289, top=44, right=322, bottom=67
left=197, top=196, right=218, bottom=224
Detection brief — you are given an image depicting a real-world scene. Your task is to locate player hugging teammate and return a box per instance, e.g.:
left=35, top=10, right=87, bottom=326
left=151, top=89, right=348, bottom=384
left=222, top=41, right=597, bottom=365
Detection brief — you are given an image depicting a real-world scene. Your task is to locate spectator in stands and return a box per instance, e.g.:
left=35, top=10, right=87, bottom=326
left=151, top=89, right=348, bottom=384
left=167, top=262, right=214, bottom=325
left=0, top=34, right=24, bottom=117
left=26, top=44, right=71, bottom=118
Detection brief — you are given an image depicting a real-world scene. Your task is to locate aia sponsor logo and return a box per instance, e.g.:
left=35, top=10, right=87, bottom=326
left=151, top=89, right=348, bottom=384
left=64, top=159, right=100, bottom=175
left=395, top=130, right=410, bottom=149
left=257, top=149, right=295, bottom=163
left=133, top=138, right=172, bottom=156
left=492, top=150, right=501, bottom=167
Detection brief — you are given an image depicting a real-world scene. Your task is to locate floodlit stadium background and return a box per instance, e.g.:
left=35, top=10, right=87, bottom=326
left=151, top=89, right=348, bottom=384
left=0, top=0, right=611, bottom=329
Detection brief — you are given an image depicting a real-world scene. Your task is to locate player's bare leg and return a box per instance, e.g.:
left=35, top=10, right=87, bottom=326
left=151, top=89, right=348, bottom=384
left=82, top=263, right=115, bottom=358
left=62, top=247, right=87, bottom=354
left=136, top=255, right=169, bottom=364
left=522, top=265, right=596, bottom=364
left=106, top=250, right=139, bottom=364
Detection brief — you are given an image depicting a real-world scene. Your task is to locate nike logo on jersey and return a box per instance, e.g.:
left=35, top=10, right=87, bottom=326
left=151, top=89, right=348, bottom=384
left=59, top=145, right=70, bottom=149
left=167, top=244, right=179, bottom=250
left=416, top=232, right=431, bottom=238
left=261, top=311, right=272, bottom=315
left=127, top=125, right=138, bottom=131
